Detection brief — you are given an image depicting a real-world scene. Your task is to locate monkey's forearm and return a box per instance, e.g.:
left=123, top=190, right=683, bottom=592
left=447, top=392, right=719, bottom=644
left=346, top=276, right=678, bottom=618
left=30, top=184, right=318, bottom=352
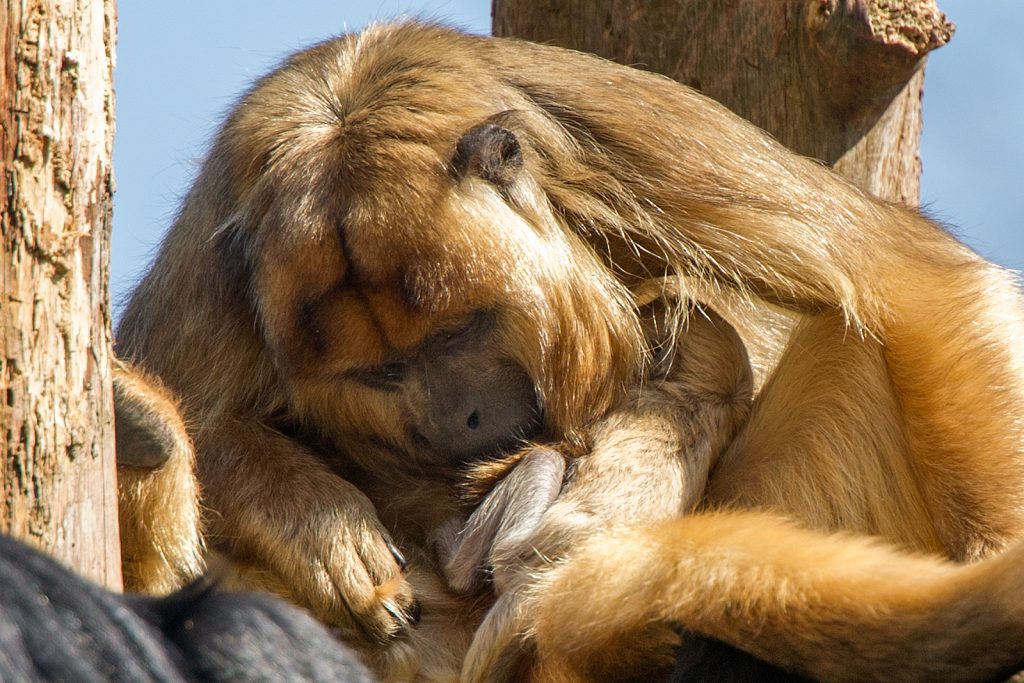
left=558, top=303, right=753, bottom=520
left=441, top=303, right=751, bottom=598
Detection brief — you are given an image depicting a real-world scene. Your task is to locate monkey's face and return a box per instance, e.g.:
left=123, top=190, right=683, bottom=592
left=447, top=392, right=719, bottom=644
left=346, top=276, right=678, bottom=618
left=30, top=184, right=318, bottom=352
left=224, top=59, right=645, bottom=473
left=333, top=310, right=542, bottom=466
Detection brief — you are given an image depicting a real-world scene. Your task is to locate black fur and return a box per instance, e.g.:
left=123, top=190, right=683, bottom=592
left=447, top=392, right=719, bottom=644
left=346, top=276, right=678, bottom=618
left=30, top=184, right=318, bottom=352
left=0, top=535, right=376, bottom=682
left=668, top=635, right=811, bottom=683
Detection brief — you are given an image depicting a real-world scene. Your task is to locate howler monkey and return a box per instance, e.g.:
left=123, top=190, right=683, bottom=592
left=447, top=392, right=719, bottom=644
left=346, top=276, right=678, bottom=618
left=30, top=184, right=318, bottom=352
left=117, top=21, right=1024, bottom=682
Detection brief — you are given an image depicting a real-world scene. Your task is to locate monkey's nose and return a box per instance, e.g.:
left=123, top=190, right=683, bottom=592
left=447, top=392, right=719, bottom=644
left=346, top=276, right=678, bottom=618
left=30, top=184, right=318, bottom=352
left=451, top=379, right=541, bottom=457
left=427, top=367, right=541, bottom=464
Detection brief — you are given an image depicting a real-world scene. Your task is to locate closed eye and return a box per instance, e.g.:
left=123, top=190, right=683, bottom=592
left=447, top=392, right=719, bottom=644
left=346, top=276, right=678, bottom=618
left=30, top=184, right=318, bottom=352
left=343, top=362, right=408, bottom=391
left=377, top=362, right=407, bottom=381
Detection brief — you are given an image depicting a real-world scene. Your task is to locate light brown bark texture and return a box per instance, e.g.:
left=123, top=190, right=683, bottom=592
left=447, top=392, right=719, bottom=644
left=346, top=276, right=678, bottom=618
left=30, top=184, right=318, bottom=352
left=493, top=0, right=954, bottom=205
left=0, top=0, right=119, bottom=588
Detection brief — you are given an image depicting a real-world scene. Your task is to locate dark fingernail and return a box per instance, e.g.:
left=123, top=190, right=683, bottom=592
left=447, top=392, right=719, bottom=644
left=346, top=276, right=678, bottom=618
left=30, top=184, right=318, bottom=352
left=387, top=541, right=408, bottom=571
left=381, top=602, right=407, bottom=636
left=406, top=600, right=422, bottom=626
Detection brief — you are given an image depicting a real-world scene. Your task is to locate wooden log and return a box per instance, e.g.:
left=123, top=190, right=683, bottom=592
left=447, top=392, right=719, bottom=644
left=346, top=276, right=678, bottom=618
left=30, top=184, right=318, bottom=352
left=0, top=0, right=120, bottom=588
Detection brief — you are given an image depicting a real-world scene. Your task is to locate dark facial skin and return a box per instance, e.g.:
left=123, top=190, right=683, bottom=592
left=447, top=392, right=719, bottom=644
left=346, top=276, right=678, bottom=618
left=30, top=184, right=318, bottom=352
left=354, top=311, right=542, bottom=464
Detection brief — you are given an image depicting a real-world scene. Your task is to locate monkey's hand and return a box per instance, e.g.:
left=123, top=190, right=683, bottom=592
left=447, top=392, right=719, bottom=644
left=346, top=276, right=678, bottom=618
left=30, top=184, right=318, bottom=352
left=282, top=480, right=418, bottom=641
left=201, top=426, right=417, bottom=643
left=223, top=475, right=418, bottom=643
left=438, top=447, right=567, bottom=594
left=453, top=395, right=750, bottom=681
left=439, top=396, right=742, bottom=594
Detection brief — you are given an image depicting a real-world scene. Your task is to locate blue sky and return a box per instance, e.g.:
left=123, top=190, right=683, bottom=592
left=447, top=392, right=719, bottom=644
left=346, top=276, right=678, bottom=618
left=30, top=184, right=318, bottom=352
left=113, top=2, right=1023, bottom=317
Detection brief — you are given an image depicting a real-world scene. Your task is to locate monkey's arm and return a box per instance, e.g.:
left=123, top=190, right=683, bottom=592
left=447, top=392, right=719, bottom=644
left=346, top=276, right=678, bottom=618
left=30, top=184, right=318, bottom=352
left=465, top=512, right=1024, bottom=683
left=193, top=419, right=416, bottom=643
left=442, top=301, right=752, bottom=593
left=557, top=298, right=753, bottom=515
left=497, top=303, right=751, bottom=582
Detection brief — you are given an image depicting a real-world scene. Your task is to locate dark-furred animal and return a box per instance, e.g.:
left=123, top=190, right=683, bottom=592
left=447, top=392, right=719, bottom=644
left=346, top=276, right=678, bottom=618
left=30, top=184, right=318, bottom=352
left=0, top=534, right=375, bottom=682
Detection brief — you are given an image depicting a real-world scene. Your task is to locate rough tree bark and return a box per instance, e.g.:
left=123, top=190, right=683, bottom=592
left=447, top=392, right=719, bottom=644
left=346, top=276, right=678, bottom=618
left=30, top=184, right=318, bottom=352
left=493, top=0, right=954, bottom=205
left=0, top=0, right=119, bottom=587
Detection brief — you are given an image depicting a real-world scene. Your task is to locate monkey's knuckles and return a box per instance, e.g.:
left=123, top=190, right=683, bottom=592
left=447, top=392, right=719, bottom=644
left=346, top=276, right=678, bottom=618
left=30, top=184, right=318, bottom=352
left=440, top=448, right=568, bottom=594
left=265, top=504, right=417, bottom=643
left=462, top=510, right=599, bottom=681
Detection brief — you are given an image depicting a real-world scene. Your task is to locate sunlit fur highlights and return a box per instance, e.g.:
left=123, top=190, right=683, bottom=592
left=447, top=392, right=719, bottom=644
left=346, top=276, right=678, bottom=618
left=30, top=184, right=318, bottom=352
left=117, top=21, right=1024, bottom=682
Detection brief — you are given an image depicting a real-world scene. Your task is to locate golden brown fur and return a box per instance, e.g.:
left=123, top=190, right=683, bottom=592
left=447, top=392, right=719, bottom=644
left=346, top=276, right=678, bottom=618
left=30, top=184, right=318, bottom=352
left=113, top=360, right=204, bottom=593
left=116, top=21, right=1024, bottom=681
left=493, top=514, right=1024, bottom=682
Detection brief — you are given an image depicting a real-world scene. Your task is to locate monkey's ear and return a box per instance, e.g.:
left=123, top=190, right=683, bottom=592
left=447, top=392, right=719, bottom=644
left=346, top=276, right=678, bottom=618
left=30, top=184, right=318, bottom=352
left=452, top=123, right=523, bottom=187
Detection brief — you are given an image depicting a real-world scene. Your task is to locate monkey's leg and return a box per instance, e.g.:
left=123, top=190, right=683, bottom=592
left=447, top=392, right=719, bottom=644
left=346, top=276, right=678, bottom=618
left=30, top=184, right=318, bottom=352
left=114, top=360, right=205, bottom=594
left=675, top=209, right=1024, bottom=559
left=506, top=305, right=750, bottom=551
left=707, top=307, right=1023, bottom=561
left=194, top=420, right=416, bottom=643
left=703, top=182, right=1024, bottom=561
left=879, top=257, right=1024, bottom=558
left=465, top=310, right=1024, bottom=681
left=509, top=512, right=1024, bottom=683
left=705, top=313, right=938, bottom=551
left=693, top=213, right=1024, bottom=559
left=500, top=46, right=1024, bottom=555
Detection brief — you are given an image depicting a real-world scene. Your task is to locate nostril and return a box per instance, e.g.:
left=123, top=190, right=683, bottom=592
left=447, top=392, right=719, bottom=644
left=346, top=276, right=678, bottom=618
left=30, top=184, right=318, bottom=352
left=466, top=410, right=480, bottom=430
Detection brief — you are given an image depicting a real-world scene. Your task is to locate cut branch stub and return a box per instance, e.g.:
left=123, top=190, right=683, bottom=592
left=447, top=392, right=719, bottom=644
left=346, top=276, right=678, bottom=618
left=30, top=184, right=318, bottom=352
left=807, top=0, right=955, bottom=122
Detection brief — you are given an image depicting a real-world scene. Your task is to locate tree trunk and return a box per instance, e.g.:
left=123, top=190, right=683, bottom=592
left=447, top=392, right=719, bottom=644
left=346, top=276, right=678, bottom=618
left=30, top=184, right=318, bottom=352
left=493, top=0, right=953, bottom=204
left=0, top=0, right=119, bottom=588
